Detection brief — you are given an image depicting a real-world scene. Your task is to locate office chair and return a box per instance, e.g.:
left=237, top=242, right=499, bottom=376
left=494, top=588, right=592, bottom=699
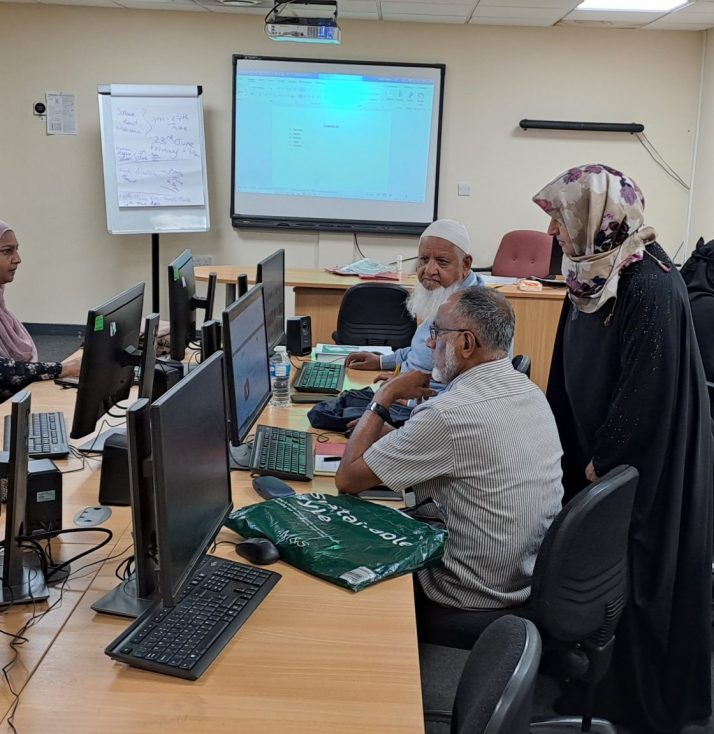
left=421, top=615, right=542, bottom=734
left=331, top=283, right=416, bottom=349
left=526, top=464, right=639, bottom=734
left=474, top=230, right=554, bottom=279
left=512, top=354, right=531, bottom=378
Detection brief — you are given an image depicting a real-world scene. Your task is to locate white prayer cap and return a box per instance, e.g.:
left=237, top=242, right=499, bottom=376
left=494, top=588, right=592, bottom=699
left=419, top=218, right=471, bottom=254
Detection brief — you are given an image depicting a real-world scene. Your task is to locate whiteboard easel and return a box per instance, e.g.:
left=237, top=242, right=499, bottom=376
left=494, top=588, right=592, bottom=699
left=98, top=84, right=210, bottom=310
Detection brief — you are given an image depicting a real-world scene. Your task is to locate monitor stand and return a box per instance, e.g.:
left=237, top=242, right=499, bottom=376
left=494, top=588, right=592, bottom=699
left=92, top=577, right=157, bottom=619
left=77, top=426, right=125, bottom=454
left=229, top=441, right=252, bottom=472
left=0, top=551, right=49, bottom=606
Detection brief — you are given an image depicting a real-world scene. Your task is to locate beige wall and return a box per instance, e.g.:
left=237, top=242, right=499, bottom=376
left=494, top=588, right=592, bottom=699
left=0, top=4, right=704, bottom=323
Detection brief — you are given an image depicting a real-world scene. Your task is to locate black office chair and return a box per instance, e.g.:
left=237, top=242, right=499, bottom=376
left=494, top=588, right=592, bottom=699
left=526, top=464, right=639, bottom=734
left=421, top=615, right=542, bottom=734
left=331, top=283, right=416, bottom=349
left=512, top=354, right=531, bottom=378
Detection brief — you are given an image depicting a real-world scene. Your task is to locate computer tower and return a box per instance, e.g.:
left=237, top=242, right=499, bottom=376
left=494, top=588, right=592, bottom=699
left=25, top=459, right=63, bottom=536
left=286, top=316, right=312, bottom=356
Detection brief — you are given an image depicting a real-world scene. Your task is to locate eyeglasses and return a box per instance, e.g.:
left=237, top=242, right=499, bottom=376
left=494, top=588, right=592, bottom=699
left=429, top=324, right=481, bottom=347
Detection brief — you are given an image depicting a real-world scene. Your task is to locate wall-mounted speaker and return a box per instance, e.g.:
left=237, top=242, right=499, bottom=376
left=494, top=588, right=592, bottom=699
left=286, top=316, right=312, bottom=356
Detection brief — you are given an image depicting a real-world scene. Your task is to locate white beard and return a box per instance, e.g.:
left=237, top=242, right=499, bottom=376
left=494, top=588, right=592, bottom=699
left=432, top=340, right=459, bottom=384
left=406, top=280, right=461, bottom=323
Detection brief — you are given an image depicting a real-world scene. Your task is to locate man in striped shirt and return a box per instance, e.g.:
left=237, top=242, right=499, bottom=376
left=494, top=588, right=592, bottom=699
left=336, top=286, right=563, bottom=648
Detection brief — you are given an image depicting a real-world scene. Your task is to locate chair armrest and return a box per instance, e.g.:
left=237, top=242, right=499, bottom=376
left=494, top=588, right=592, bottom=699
left=471, top=267, right=493, bottom=273
left=530, top=717, right=617, bottom=733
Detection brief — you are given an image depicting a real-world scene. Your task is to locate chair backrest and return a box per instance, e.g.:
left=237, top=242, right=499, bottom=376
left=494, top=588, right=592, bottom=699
left=451, top=615, right=541, bottom=734
left=529, top=465, right=638, bottom=643
left=511, top=354, right=531, bottom=378
left=492, top=230, right=553, bottom=279
left=333, top=283, right=416, bottom=349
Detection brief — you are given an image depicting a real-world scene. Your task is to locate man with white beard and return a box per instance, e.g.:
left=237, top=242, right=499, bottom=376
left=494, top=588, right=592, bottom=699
left=344, top=219, right=482, bottom=388
left=336, top=287, right=563, bottom=648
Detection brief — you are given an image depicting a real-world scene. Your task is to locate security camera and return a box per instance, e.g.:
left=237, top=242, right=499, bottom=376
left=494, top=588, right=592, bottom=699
left=33, top=101, right=46, bottom=116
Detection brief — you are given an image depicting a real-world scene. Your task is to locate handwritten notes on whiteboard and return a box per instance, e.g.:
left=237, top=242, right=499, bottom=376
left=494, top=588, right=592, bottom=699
left=110, top=97, right=205, bottom=208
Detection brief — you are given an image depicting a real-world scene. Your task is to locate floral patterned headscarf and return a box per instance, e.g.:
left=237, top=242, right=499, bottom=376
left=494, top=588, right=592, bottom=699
left=532, top=164, right=657, bottom=313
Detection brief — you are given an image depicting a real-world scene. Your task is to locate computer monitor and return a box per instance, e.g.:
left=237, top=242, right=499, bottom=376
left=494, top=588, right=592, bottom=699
left=71, top=283, right=146, bottom=447
left=168, top=249, right=217, bottom=361
left=548, top=236, right=563, bottom=278
left=0, top=391, right=49, bottom=606
left=150, top=351, right=232, bottom=606
left=222, top=285, right=272, bottom=470
left=256, top=249, right=285, bottom=354
left=139, top=313, right=159, bottom=401
left=91, top=397, right=157, bottom=618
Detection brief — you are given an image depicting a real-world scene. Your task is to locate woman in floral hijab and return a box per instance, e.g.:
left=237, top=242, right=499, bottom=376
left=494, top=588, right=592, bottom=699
left=532, top=165, right=713, bottom=734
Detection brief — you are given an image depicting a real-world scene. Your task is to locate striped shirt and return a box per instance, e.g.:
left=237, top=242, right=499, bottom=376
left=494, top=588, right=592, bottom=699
left=363, top=357, right=563, bottom=610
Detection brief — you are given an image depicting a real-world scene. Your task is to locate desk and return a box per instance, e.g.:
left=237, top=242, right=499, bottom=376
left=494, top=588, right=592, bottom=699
left=196, top=266, right=566, bottom=392
left=0, top=376, right=424, bottom=733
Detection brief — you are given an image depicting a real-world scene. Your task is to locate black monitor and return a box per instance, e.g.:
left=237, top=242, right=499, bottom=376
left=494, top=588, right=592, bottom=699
left=256, top=249, right=285, bottom=354
left=547, top=236, right=563, bottom=278
left=0, top=391, right=49, bottom=606
left=168, top=249, right=217, bottom=361
left=222, top=284, right=272, bottom=470
left=150, top=351, right=232, bottom=606
left=91, top=397, right=157, bottom=618
left=71, top=283, right=146, bottom=447
left=139, top=313, right=159, bottom=401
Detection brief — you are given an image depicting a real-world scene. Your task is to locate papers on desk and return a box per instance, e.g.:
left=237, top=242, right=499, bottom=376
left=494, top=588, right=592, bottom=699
left=326, top=257, right=394, bottom=277
left=479, top=274, right=521, bottom=286
left=314, top=442, right=346, bottom=476
left=315, top=344, right=392, bottom=364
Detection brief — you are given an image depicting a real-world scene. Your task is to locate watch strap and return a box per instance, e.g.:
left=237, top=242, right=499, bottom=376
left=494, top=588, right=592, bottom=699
left=367, top=401, right=395, bottom=426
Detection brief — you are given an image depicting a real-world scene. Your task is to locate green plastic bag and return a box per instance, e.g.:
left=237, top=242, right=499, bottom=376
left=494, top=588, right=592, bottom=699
left=225, top=493, right=446, bottom=591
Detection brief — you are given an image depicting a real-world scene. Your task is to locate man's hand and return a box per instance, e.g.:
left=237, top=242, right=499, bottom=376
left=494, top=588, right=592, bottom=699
left=344, top=352, right=381, bottom=370
left=375, top=370, right=435, bottom=407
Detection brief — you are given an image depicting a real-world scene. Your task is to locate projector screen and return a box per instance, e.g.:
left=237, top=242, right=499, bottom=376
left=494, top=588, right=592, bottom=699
left=231, top=55, right=445, bottom=235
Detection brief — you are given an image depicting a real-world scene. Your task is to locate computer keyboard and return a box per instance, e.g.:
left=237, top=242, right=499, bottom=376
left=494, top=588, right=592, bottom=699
left=105, top=555, right=281, bottom=681
left=3, top=411, right=70, bottom=459
left=292, top=362, right=345, bottom=394
left=250, top=424, right=314, bottom=482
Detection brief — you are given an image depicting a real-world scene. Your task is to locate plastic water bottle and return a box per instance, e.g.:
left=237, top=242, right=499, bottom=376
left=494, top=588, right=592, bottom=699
left=269, top=346, right=291, bottom=408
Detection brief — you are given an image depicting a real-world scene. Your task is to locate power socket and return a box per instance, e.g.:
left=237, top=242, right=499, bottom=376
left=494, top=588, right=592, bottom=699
left=192, top=254, right=214, bottom=267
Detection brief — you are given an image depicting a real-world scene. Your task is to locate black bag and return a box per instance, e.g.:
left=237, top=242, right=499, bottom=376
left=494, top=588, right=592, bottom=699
left=307, top=387, right=412, bottom=432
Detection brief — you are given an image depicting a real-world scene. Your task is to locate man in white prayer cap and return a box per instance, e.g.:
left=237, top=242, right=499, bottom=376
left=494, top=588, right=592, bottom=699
left=345, top=219, right=483, bottom=389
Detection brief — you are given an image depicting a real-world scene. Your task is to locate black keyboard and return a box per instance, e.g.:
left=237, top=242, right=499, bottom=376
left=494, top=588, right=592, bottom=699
left=3, top=411, right=69, bottom=459
left=250, top=424, right=314, bottom=481
left=293, top=362, right=345, bottom=394
left=105, top=555, right=281, bottom=680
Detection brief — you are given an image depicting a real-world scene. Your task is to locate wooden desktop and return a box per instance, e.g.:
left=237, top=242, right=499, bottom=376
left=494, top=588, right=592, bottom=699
left=0, top=372, right=424, bottom=733
left=195, top=266, right=566, bottom=392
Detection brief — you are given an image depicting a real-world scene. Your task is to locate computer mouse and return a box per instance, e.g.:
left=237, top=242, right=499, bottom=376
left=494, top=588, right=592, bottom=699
left=236, top=537, right=281, bottom=566
left=252, top=475, right=296, bottom=500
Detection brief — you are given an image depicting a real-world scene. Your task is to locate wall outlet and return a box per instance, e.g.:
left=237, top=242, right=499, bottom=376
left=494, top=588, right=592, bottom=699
left=192, top=254, right=214, bottom=267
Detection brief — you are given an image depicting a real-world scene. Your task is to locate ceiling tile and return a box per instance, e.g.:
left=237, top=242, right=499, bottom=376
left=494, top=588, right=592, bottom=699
left=478, top=0, right=577, bottom=6
left=381, top=1, right=471, bottom=14
left=564, top=8, right=663, bottom=20
left=382, top=11, right=467, bottom=22
left=473, top=5, right=566, bottom=18
left=470, top=14, right=557, bottom=24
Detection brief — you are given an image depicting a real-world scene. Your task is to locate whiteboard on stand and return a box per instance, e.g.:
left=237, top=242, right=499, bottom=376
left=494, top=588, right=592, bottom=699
left=98, top=84, right=210, bottom=235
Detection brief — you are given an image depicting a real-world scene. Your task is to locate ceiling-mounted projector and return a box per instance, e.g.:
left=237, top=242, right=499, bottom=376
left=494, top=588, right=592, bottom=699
left=265, top=0, right=341, bottom=44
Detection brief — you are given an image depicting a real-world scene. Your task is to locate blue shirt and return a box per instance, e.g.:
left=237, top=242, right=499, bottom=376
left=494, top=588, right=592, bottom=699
left=380, top=271, right=484, bottom=390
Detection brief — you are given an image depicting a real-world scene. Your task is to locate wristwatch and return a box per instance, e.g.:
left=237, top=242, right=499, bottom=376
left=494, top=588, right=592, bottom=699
left=367, top=401, right=395, bottom=426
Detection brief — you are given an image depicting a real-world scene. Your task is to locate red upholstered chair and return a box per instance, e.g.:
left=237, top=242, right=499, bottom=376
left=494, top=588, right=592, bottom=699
left=475, top=230, right=555, bottom=279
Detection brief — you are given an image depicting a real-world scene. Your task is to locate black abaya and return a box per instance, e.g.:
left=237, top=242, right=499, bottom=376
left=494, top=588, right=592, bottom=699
left=546, top=244, right=713, bottom=733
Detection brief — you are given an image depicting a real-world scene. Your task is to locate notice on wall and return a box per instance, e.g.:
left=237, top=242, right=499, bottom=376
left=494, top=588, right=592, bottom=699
left=46, top=91, right=77, bottom=135
left=109, top=96, right=205, bottom=208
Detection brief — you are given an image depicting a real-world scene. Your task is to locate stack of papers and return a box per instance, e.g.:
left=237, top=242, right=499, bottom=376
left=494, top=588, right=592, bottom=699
left=314, top=442, right=346, bottom=476
left=327, top=257, right=394, bottom=276
left=315, top=344, right=392, bottom=364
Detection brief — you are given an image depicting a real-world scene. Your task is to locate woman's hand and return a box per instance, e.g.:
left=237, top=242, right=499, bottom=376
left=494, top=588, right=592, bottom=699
left=585, top=461, right=599, bottom=482
left=60, top=354, right=82, bottom=379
